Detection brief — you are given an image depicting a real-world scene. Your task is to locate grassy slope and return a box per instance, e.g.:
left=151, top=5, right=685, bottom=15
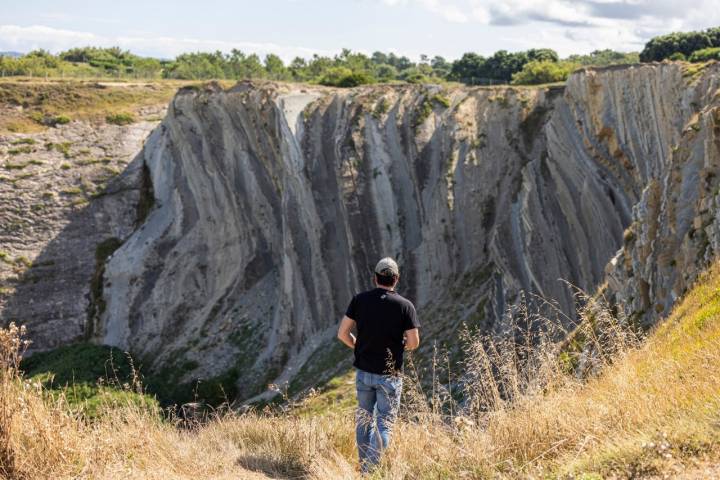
left=0, top=79, right=203, bottom=133
left=297, top=261, right=720, bottom=478
left=3, top=263, right=720, bottom=478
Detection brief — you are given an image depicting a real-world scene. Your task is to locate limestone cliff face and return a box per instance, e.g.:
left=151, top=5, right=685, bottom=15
left=88, top=63, right=720, bottom=401
left=605, top=64, right=720, bottom=324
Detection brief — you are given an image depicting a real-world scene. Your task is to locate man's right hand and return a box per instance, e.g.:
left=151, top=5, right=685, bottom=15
left=337, top=315, right=357, bottom=349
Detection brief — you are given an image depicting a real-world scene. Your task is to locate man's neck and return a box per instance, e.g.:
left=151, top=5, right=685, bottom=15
left=377, top=285, right=395, bottom=292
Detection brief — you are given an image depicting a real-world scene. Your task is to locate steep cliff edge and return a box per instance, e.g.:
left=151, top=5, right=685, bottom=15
left=2, top=63, right=719, bottom=404
left=88, top=62, right=720, bottom=402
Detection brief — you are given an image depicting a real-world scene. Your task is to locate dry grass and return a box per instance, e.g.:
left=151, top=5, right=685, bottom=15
left=0, top=80, right=185, bottom=133
left=2, top=262, right=720, bottom=479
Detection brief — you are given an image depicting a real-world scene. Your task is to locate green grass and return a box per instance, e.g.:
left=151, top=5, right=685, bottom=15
left=22, top=343, right=135, bottom=386
left=10, top=138, right=36, bottom=145
left=21, top=343, right=158, bottom=418
left=8, top=145, right=33, bottom=155
left=105, top=112, right=136, bottom=125
left=4, top=161, right=29, bottom=170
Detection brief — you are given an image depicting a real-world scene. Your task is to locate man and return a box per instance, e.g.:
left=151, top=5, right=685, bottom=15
left=337, top=257, right=420, bottom=473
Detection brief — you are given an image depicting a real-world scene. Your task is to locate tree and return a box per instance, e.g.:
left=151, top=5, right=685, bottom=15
left=449, top=52, right=485, bottom=83
left=527, top=48, right=559, bottom=63
left=319, top=67, right=374, bottom=87
left=289, top=57, right=309, bottom=81
left=482, top=50, right=529, bottom=82
left=640, top=27, right=720, bottom=62
left=430, top=56, right=451, bottom=78
left=163, top=52, right=224, bottom=79
left=566, top=49, right=639, bottom=66
left=511, top=60, right=579, bottom=85
left=264, top=54, right=289, bottom=81
left=374, top=64, right=398, bottom=82
left=132, top=57, right=162, bottom=78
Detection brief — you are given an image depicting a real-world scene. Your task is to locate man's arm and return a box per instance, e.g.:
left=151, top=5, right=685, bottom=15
left=404, top=328, right=420, bottom=350
left=337, top=315, right=357, bottom=349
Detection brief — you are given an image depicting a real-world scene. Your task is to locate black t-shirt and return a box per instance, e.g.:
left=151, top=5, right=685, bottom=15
left=345, top=288, right=419, bottom=375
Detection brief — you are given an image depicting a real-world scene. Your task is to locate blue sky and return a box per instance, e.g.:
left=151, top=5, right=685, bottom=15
left=1, top=0, right=719, bottom=61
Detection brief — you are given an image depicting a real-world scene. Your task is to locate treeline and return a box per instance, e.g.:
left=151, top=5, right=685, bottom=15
left=0, top=46, right=639, bottom=86
left=4, top=23, right=720, bottom=88
left=640, top=26, right=720, bottom=62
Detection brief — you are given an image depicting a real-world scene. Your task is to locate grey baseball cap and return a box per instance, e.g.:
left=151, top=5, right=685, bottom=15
left=375, top=257, right=399, bottom=276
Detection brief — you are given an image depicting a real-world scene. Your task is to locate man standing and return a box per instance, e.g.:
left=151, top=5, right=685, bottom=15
left=337, top=257, right=420, bottom=473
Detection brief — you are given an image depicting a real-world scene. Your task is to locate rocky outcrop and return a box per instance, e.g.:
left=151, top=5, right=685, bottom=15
left=605, top=64, right=720, bottom=325
left=0, top=119, right=161, bottom=351
left=4, top=63, right=720, bottom=403
left=87, top=62, right=720, bottom=402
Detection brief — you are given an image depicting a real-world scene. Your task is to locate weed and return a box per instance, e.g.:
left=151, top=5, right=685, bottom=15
left=106, top=112, right=136, bottom=126
left=8, top=146, right=32, bottom=155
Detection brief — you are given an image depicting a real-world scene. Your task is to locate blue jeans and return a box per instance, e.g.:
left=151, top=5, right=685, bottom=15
left=355, top=368, right=402, bottom=473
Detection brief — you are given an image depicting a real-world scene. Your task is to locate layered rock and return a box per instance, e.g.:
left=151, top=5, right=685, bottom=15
left=4, top=63, right=720, bottom=403
left=0, top=119, right=160, bottom=350
left=605, top=64, right=720, bottom=324
left=88, top=63, right=719, bottom=401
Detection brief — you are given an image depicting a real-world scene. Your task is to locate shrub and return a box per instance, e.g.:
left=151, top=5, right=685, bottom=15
left=511, top=60, right=580, bottom=85
left=689, top=47, right=720, bottom=62
left=10, top=138, right=36, bottom=146
left=52, top=115, right=71, bottom=126
left=319, top=67, right=374, bottom=87
left=8, top=146, right=32, bottom=155
left=105, top=112, right=136, bottom=125
left=668, top=52, right=687, bottom=61
left=404, top=72, right=430, bottom=84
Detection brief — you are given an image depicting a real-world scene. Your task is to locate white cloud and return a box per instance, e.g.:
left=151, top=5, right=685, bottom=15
left=379, top=0, right=720, bottom=54
left=380, top=0, right=469, bottom=23
left=0, top=24, right=332, bottom=62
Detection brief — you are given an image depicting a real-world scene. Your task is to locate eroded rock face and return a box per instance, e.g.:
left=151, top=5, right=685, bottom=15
left=605, top=65, right=720, bottom=325
left=4, top=64, right=718, bottom=402
left=0, top=120, right=161, bottom=351
left=88, top=63, right=720, bottom=401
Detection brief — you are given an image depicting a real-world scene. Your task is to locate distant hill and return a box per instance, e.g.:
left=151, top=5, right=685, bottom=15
left=0, top=51, right=23, bottom=58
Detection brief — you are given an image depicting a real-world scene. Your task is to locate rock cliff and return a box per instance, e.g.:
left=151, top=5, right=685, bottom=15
left=3, top=63, right=720, bottom=403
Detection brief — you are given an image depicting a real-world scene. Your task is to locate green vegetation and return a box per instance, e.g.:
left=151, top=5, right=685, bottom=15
left=1, top=45, right=643, bottom=90
left=319, top=67, right=374, bottom=87
left=689, top=47, right=720, bottom=62
left=4, top=161, right=30, bottom=170
left=511, top=60, right=580, bottom=85
left=105, top=112, right=135, bottom=125
left=8, top=145, right=33, bottom=155
left=10, top=138, right=36, bottom=145
left=0, top=81, right=180, bottom=134
left=566, top=49, right=640, bottom=66
left=53, top=115, right=71, bottom=125
left=640, top=26, right=720, bottom=62
left=87, top=237, right=123, bottom=334
left=21, top=343, right=158, bottom=418
left=2, top=26, right=718, bottom=95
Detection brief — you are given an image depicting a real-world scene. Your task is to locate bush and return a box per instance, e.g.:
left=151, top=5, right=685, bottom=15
left=640, top=26, right=720, bottom=62
left=689, top=47, right=720, bottom=63
left=106, top=112, right=135, bottom=125
left=319, top=67, right=374, bottom=87
left=668, top=52, right=687, bottom=61
left=511, top=60, right=579, bottom=85
left=52, top=115, right=71, bottom=126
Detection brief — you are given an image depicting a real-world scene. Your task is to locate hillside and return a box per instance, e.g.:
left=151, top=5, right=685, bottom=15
left=3, top=259, right=720, bottom=479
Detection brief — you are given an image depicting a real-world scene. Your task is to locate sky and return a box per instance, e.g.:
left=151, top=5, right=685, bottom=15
left=1, top=0, right=719, bottom=62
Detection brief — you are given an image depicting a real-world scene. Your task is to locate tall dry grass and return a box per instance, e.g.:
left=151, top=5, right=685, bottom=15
left=1, top=263, right=720, bottom=478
